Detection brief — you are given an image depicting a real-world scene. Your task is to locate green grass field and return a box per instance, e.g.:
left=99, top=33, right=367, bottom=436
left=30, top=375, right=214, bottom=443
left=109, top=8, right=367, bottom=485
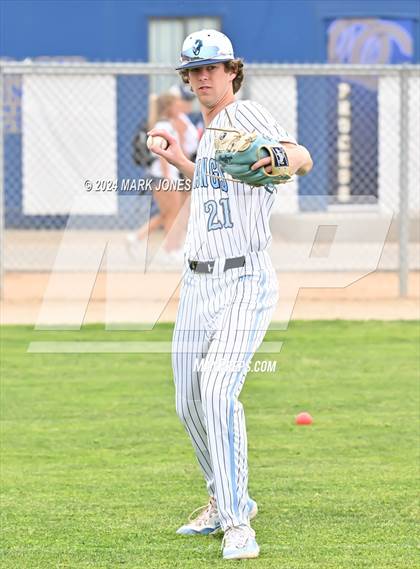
left=1, top=321, right=418, bottom=568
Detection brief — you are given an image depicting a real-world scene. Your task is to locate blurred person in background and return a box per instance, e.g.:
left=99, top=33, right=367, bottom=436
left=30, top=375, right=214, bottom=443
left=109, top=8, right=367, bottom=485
left=168, top=84, right=201, bottom=211
left=169, top=83, right=203, bottom=156
left=127, top=91, right=198, bottom=261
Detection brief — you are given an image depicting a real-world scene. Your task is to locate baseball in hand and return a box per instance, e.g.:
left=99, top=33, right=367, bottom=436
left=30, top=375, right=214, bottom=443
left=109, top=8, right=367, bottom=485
left=147, top=135, right=168, bottom=150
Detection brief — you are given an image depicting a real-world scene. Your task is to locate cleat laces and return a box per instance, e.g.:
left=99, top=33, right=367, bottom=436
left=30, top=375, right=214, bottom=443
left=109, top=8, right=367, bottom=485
left=222, top=525, right=255, bottom=550
left=188, top=497, right=218, bottom=527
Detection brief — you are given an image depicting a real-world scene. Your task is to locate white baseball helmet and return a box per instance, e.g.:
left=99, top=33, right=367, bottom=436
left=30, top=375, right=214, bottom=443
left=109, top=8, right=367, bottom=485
left=176, top=29, right=235, bottom=70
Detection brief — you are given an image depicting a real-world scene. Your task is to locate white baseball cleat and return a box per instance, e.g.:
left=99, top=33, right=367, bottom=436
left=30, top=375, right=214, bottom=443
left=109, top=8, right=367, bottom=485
left=176, top=497, right=220, bottom=535
left=222, top=524, right=260, bottom=560
left=176, top=498, right=258, bottom=536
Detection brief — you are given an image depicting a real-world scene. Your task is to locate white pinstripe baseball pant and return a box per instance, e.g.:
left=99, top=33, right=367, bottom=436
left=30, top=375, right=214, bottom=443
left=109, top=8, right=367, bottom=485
left=172, top=250, right=278, bottom=530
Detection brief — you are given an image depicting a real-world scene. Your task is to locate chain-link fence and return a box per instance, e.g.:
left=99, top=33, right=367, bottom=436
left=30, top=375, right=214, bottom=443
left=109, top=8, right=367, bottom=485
left=0, top=62, right=419, bottom=296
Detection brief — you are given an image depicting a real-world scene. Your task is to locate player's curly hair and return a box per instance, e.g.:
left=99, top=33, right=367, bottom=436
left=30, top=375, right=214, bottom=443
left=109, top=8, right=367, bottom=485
left=179, top=59, right=244, bottom=94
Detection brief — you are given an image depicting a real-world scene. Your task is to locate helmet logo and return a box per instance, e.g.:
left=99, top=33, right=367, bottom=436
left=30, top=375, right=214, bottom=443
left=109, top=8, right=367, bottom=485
left=192, top=39, right=203, bottom=56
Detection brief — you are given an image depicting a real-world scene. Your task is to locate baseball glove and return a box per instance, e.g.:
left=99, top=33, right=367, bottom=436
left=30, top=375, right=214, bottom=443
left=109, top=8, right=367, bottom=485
left=212, top=128, right=292, bottom=187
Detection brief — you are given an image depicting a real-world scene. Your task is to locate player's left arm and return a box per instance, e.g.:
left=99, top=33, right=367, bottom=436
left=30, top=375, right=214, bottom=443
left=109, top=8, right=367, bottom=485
left=240, top=101, right=313, bottom=177
left=251, top=142, right=313, bottom=177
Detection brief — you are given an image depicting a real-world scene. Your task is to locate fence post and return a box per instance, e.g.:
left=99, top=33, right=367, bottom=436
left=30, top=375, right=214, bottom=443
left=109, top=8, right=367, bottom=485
left=398, top=67, right=409, bottom=297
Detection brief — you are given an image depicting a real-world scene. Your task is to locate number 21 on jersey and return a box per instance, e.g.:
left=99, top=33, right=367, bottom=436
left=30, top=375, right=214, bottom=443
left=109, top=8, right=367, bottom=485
left=204, top=198, right=234, bottom=231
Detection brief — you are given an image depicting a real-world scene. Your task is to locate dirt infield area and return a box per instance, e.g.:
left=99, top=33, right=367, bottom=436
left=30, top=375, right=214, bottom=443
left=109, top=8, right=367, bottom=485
left=1, top=270, right=418, bottom=325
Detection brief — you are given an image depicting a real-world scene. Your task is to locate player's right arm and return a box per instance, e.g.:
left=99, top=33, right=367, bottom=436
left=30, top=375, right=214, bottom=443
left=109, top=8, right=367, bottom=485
left=148, top=128, right=195, bottom=181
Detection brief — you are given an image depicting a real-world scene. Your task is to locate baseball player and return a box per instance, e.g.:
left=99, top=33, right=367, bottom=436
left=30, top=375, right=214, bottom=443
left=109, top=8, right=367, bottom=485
left=148, top=29, right=312, bottom=560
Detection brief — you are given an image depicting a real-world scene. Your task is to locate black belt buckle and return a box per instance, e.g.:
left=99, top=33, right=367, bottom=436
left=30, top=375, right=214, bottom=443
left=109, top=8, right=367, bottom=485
left=188, top=260, right=215, bottom=273
left=189, top=260, right=198, bottom=271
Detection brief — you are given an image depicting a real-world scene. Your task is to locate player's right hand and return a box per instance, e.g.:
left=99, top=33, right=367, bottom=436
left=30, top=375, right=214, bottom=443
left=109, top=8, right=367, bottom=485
left=147, top=128, right=186, bottom=169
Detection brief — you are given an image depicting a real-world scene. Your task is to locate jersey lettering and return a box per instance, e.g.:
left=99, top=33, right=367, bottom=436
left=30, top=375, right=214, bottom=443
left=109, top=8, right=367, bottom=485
left=194, top=158, right=228, bottom=192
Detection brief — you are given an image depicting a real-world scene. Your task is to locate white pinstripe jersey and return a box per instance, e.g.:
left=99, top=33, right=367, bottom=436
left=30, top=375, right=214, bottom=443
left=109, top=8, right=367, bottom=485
left=184, top=100, right=296, bottom=262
